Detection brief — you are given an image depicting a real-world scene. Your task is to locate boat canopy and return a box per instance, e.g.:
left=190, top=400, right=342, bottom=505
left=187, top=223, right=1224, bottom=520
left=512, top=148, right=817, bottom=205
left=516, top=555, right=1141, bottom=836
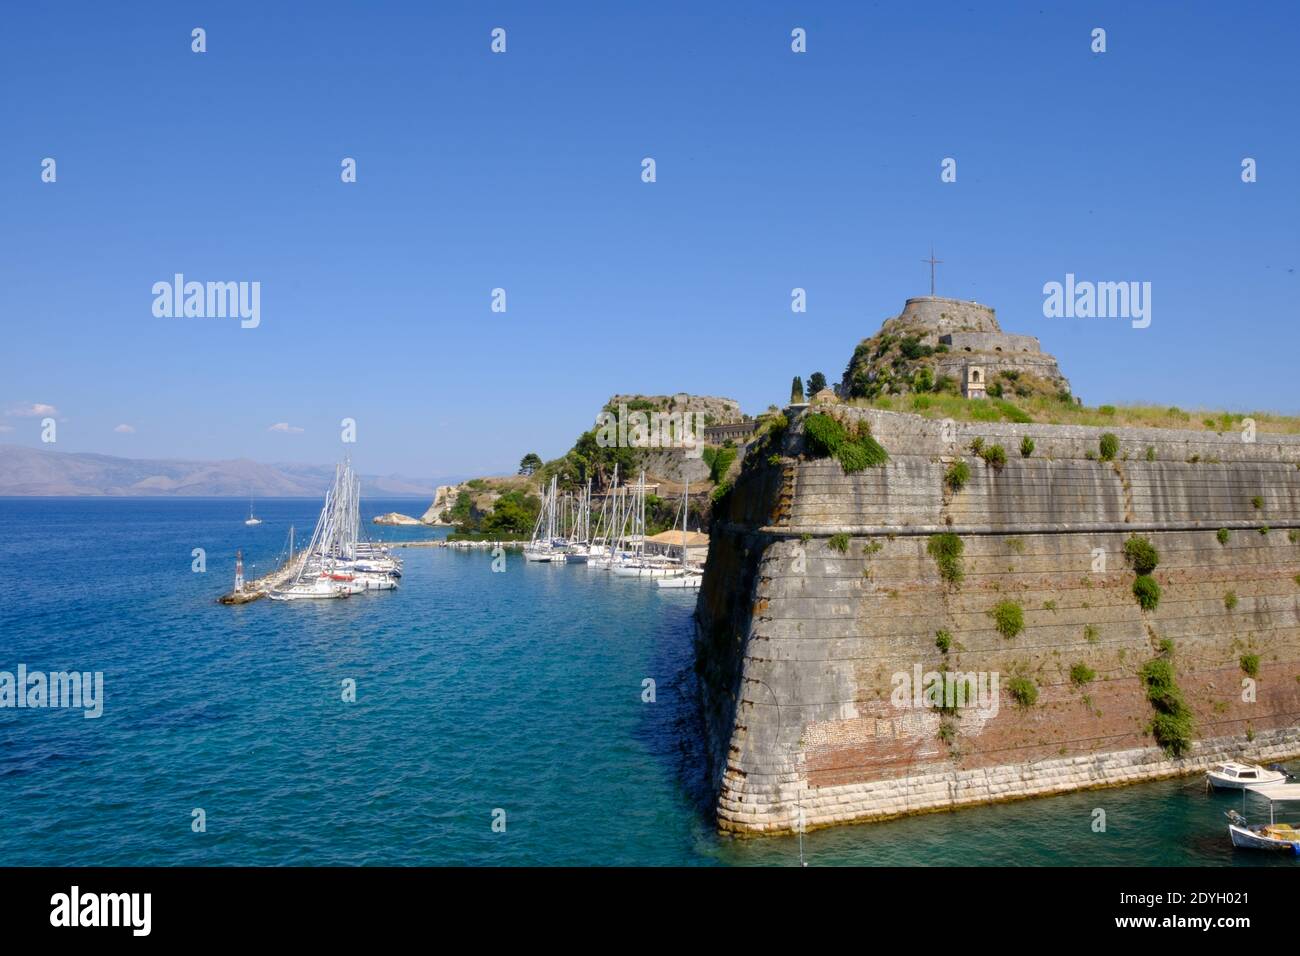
left=1245, top=783, right=1300, bottom=802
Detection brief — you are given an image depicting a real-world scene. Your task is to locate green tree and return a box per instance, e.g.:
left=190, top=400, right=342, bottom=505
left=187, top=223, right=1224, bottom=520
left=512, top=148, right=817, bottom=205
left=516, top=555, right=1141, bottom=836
left=481, top=490, right=541, bottom=536
left=518, top=452, right=543, bottom=476
left=808, top=371, right=828, bottom=395
left=566, top=429, right=639, bottom=490
left=791, top=376, right=805, bottom=404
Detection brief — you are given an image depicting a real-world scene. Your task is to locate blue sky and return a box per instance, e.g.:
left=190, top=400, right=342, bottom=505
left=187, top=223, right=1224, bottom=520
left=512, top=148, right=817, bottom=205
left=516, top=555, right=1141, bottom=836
left=2, top=1, right=1297, bottom=477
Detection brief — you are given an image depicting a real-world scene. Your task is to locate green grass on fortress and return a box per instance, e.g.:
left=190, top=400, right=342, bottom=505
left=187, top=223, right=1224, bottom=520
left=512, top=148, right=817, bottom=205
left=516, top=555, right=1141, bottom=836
left=854, top=394, right=1300, bottom=435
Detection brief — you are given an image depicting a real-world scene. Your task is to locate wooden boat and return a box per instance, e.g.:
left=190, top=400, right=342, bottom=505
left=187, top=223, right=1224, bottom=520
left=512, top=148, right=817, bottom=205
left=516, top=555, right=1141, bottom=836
left=1226, top=783, right=1300, bottom=852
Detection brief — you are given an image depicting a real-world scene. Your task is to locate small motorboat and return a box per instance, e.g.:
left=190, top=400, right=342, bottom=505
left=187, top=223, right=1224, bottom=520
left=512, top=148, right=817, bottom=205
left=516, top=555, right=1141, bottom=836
left=1206, top=762, right=1288, bottom=790
left=1226, top=783, right=1300, bottom=853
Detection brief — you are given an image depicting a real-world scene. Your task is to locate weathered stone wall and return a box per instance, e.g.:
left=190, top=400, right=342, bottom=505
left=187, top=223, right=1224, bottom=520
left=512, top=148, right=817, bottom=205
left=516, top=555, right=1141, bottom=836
left=932, top=352, right=1069, bottom=390
left=897, top=297, right=999, bottom=337
left=941, top=331, right=1041, bottom=354
left=695, top=408, right=1300, bottom=834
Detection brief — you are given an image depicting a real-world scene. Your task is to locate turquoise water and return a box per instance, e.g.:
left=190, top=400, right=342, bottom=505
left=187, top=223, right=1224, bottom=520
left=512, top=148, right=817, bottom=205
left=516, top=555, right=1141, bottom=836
left=0, top=497, right=1294, bottom=867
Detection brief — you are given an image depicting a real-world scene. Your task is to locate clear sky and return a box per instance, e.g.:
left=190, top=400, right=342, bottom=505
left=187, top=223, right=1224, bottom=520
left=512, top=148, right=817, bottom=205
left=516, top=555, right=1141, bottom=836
left=2, top=1, right=1297, bottom=478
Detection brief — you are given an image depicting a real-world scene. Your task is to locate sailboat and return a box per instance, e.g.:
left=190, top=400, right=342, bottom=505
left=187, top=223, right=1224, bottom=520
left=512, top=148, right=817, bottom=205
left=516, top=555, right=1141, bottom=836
left=270, top=458, right=401, bottom=600
left=657, top=478, right=703, bottom=589
left=610, top=472, right=680, bottom=579
left=244, top=495, right=263, bottom=526
left=563, top=479, right=594, bottom=563
left=524, top=475, right=567, bottom=562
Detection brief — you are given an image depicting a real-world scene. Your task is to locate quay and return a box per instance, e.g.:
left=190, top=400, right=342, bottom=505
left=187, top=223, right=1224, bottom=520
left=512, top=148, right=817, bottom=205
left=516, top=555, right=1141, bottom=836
left=217, top=550, right=308, bottom=605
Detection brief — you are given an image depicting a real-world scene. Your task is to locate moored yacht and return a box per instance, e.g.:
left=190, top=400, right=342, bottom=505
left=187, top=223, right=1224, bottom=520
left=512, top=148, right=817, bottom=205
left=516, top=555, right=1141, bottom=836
left=1207, top=762, right=1288, bottom=790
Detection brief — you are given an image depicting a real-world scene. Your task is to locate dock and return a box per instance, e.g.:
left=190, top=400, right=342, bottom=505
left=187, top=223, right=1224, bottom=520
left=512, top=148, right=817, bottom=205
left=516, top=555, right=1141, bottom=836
left=217, top=551, right=308, bottom=605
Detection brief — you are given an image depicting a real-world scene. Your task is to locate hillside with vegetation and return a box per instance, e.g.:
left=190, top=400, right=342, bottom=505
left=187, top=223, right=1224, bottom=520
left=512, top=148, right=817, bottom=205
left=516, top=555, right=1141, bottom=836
left=434, top=393, right=739, bottom=539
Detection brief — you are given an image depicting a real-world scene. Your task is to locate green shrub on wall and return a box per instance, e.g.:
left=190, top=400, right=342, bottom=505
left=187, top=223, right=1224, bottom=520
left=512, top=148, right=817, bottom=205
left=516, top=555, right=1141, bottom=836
left=927, top=533, right=965, bottom=585
left=803, top=412, right=888, bottom=474
left=1123, top=536, right=1160, bottom=575
left=1133, top=575, right=1161, bottom=611
left=990, top=600, right=1024, bottom=638
left=1140, top=653, right=1194, bottom=758
left=1099, top=433, right=1119, bottom=461
left=945, top=459, right=970, bottom=492
left=1008, top=676, right=1038, bottom=709
left=979, top=443, right=1007, bottom=469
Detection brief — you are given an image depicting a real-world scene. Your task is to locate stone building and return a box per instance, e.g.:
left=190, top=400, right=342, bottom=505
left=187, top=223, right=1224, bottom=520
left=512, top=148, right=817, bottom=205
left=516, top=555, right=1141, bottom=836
left=841, top=296, right=1072, bottom=399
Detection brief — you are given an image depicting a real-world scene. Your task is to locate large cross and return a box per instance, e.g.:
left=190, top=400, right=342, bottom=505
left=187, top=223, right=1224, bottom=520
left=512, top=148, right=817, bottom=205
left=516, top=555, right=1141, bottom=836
left=922, top=246, right=943, bottom=296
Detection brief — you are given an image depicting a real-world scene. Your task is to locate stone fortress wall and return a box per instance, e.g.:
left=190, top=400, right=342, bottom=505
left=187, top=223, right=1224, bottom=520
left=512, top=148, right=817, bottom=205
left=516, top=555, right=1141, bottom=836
left=942, top=331, right=1041, bottom=354
left=695, top=406, right=1300, bottom=834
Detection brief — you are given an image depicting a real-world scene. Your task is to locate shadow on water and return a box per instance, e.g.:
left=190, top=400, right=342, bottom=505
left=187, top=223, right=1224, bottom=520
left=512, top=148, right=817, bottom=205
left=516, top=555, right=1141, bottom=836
left=626, top=588, right=731, bottom=863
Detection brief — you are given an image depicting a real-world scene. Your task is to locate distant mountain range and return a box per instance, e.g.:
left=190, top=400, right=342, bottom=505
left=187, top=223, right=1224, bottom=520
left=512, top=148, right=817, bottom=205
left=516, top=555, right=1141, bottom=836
left=0, top=445, right=457, bottom=498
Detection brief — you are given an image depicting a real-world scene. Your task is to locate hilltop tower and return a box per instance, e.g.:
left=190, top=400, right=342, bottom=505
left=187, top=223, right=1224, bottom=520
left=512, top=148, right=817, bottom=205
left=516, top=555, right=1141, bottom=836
left=841, top=296, right=1071, bottom=401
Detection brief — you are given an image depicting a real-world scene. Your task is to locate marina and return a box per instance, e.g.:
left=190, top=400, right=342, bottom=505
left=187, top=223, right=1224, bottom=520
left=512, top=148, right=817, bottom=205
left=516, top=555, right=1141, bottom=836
left=219, top=459, right=402, bottom=603
left=523, top=467, right=707, bottom=586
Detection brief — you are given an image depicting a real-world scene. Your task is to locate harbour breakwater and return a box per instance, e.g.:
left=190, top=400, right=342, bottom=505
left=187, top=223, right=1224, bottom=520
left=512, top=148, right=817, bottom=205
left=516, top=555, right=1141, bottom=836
left=695, top=406, right=1300, bottom=834
left=217, top=551, right=307, bottom=604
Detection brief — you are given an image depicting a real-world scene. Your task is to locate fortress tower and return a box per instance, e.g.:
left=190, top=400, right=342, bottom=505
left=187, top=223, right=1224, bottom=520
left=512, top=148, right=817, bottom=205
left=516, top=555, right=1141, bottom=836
left=841, top=296, right=1071, bottom=401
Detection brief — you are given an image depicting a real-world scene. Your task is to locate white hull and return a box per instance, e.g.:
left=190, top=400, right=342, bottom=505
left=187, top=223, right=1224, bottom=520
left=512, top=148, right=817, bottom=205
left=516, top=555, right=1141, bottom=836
left=244, top=518, right=262, bottom=526
left=1207, top=766, right=1287, bottom=790
left=656, top=572, right=702, bottom=589
left=524, top=547, right=565, bottom=563
left=1228, top=823, right=1300, bottom=851
left=610, top=561, right=680, bottom=578
left=270, top=581, right=352, bottom=600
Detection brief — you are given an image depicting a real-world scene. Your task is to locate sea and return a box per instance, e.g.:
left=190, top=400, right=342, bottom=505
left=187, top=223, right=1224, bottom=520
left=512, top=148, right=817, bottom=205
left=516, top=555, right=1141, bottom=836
left=0, top=497, right=1294, bottom=867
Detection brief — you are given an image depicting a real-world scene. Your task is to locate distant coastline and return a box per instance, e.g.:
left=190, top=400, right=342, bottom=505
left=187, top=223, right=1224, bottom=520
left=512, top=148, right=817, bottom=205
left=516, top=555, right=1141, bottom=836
left=0, top=443, right=461, bottom=498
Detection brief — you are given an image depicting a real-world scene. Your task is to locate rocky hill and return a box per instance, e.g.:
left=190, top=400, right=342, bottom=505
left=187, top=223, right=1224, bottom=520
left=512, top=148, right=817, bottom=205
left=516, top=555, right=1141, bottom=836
left=841, top=296, right=1071, bottom=402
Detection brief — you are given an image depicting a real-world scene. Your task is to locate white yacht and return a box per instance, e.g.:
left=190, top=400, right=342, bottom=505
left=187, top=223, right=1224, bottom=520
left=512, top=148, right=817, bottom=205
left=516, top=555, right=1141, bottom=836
left=244, top=496, right=262, bottom=526
left=657, top=568, right=703, bottom=589
left=269, top=576, right=353, bottom=600
left=1206, top=762, right=1288, bottom=790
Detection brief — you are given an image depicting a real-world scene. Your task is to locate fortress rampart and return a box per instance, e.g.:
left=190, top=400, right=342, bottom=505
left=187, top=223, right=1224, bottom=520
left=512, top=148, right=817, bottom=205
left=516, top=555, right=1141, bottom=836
left=694, top=406, right=1300, bottom=834
left=941, top=331, right=1041, bottom=354
left=897, top=297, right=999, bottom=337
